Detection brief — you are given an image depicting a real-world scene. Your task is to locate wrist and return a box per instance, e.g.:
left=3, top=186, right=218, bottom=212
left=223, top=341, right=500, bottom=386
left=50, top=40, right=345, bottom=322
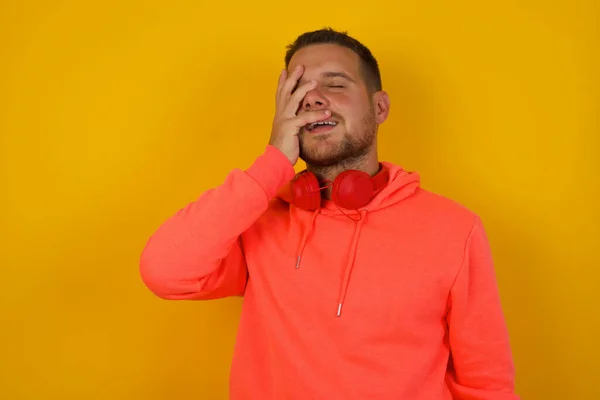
left=245, top=145, right=296, bottom=199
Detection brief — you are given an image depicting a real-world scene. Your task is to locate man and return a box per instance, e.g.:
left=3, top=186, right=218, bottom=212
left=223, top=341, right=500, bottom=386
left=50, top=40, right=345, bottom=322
left=140, top=28, right=519, bottom=399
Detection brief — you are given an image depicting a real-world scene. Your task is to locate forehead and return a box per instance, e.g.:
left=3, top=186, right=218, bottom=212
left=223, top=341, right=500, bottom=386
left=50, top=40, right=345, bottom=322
left=287, top=43, right=361, bottom=78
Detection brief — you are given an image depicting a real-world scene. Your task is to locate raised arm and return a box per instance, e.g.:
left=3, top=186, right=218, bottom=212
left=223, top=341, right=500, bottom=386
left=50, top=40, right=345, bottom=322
left=139, top=145, right=295, bottom=300
left=139, top=64, right=331, bottom=301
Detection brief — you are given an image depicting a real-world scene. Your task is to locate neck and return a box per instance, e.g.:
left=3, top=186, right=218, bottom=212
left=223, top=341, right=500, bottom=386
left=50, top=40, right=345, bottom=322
left=307, top=155, right=380, bottom=200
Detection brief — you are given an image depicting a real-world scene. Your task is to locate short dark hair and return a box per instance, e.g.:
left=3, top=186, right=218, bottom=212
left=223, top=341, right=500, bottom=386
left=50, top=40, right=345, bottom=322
left=284, top=27, right=382, bottom=93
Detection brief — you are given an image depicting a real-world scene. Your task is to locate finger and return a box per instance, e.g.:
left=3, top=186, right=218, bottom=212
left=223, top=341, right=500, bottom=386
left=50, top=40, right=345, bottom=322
left=281, top=65, right=304, bottom=102
left=293, top=109, right=331, bottom=129
left=284, top=79, right=318, bottom=116
left=275, top=69, right=287, bottom=105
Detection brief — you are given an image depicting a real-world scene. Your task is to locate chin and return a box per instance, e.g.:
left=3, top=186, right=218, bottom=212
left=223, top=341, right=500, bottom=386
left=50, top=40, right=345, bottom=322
left=299, top=123, right=376, bottom=167
left=299, top=156, right=341, bottom=168
left=299, top=145, right=348, bottom=167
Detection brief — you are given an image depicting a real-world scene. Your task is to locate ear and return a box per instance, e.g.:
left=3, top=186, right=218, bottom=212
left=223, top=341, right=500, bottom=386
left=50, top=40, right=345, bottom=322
left=372, top=90, right=390, bottom=124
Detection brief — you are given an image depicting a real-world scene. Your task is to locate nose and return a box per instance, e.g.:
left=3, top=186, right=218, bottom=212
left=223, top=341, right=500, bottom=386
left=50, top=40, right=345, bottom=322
left=301, top=88, right=329, bottom=111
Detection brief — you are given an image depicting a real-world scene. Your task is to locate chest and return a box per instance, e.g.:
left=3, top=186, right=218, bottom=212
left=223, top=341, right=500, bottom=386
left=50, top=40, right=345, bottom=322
left=244, top=212, right=463, bottom=331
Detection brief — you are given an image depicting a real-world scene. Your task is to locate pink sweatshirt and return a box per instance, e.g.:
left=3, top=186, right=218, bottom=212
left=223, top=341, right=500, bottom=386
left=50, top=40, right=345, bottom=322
left=140, top=145, right=519, bottom=399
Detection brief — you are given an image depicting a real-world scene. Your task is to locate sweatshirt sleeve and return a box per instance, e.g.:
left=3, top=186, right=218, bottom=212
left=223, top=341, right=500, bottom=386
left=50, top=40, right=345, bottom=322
left=139, top=145, right=296, bottom=300
left=445, top=216, right=520, bottom=399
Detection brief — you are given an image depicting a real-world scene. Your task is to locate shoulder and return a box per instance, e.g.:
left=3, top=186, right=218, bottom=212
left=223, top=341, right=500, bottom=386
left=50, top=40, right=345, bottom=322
left=413, top=187, right=476, bottom=217
left=403, top=186, right=482, bottom=237
left=381, top=162, right=479, bottom=227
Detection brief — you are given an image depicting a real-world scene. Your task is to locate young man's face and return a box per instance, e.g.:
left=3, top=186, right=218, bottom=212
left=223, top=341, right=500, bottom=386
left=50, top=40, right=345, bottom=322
left=287, top=43, right=389, bottom=167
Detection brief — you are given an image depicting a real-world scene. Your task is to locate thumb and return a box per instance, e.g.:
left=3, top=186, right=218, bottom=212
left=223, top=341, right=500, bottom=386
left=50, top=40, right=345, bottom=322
left=295, top=109, right=331, bottom=127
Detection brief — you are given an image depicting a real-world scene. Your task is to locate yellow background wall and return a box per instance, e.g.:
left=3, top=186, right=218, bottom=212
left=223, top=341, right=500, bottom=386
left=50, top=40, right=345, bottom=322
left=1, top=1, right=598, bottom=399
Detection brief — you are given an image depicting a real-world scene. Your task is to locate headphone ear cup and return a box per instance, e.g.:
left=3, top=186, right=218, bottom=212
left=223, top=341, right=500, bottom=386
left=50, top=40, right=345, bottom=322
left=290, top=171, right=322, bottom=210
left=332, top=170, right=374, bottom=209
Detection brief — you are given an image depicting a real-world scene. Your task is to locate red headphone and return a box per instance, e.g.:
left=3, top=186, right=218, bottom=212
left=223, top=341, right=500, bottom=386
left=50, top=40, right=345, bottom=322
left=289, top=164, right=389, bottom=211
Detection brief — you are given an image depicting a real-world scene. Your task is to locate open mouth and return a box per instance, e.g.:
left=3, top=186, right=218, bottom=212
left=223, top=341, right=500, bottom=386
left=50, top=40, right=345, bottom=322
left=306, top=120, right=338, bottom=132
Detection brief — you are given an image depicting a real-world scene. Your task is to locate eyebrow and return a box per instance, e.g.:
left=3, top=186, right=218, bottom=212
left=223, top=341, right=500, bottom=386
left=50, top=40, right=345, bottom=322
left=293, top=71, right=357, bottom=92
left=321, top=71, right=356, bottom=83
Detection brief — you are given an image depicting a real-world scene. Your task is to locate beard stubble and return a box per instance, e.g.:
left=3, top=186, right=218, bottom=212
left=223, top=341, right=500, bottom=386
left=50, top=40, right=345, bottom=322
left=298, top=106, right=377, bottom=168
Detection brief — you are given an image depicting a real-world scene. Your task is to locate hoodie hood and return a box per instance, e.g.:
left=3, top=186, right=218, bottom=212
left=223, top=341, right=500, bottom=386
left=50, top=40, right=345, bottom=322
left=277, top=162, right=421, bottom=317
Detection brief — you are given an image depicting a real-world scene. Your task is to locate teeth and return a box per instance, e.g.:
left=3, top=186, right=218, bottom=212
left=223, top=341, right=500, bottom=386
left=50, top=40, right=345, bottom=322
left=308, top=121, right=337, bottom=130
